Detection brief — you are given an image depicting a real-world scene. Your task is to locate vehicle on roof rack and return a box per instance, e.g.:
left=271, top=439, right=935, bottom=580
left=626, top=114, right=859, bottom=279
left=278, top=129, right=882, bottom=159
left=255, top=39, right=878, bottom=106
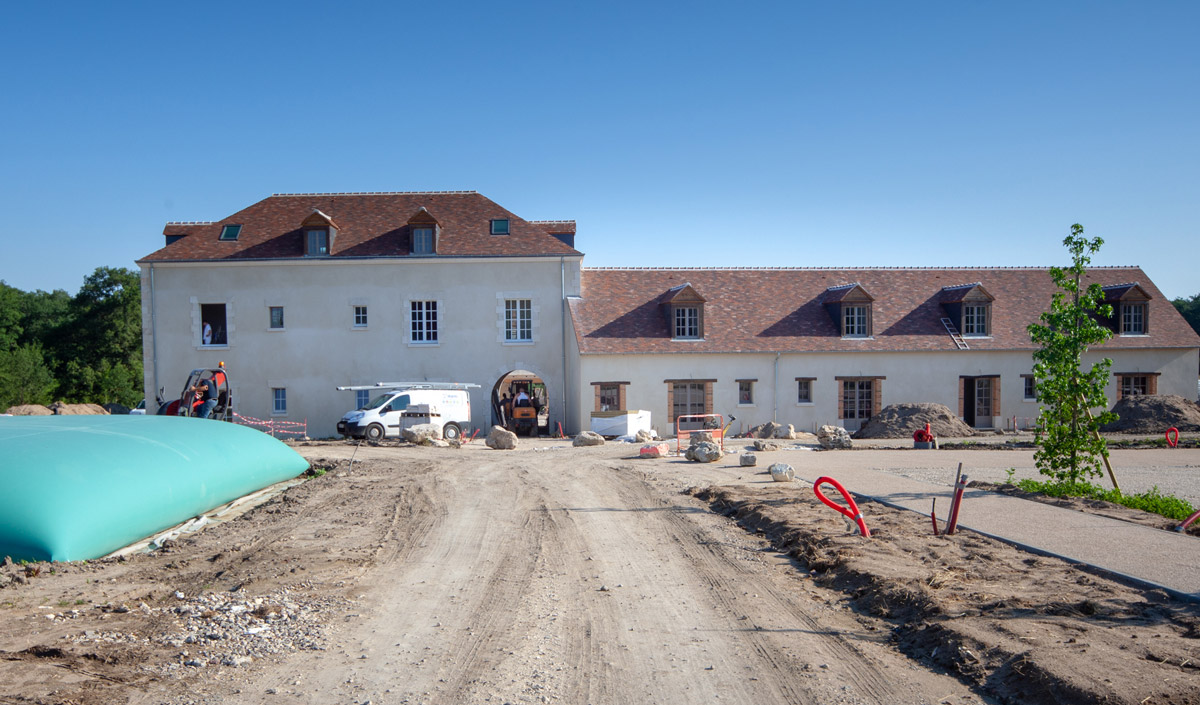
left=335, top=382, right=480, bottom=442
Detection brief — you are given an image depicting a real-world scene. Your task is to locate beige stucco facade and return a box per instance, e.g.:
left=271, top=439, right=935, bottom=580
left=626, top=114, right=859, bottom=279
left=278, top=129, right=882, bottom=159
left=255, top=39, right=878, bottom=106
left=574, top=347, right=1199, bottom=438
left=141, top=255, right=583, bottom=437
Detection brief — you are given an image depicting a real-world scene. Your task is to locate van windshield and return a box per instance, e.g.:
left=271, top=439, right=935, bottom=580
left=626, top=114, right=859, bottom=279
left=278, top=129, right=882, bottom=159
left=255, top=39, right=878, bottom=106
left=364, top=393, right=394, bottom=410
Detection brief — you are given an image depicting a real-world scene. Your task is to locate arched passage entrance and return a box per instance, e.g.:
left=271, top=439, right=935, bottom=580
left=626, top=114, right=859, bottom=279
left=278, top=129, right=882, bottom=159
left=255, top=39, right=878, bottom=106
left=492, top=369, right=550, bottom=436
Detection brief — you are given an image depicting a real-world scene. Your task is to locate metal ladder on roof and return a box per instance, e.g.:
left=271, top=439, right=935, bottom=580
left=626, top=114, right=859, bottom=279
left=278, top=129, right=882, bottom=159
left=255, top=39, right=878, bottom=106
left=940, top=318, right=970, bottom=350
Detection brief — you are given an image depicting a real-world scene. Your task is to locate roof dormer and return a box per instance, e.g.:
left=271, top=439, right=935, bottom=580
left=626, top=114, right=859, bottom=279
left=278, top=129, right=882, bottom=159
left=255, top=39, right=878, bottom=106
left=659, top=283, right=707, bottom=340
left=301, top=209, right=338, bottom=256
left=406, top=207, right=441, bottom=256
left=941, top=283, right=995, bottom=337
left=1102, top=282, right=1152, bottom=335
left=823, top=283, right=874, bottom=338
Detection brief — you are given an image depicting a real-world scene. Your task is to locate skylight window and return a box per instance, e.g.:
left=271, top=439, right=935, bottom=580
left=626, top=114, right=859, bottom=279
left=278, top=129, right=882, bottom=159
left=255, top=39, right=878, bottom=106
left=491, top=219, right=510, bottom=235
left=219, top=224, right=242, bottom=241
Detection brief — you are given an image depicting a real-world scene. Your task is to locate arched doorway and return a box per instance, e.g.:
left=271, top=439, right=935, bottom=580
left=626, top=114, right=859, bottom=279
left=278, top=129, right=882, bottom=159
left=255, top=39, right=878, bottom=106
left=492, top=370, right=550, bottom=436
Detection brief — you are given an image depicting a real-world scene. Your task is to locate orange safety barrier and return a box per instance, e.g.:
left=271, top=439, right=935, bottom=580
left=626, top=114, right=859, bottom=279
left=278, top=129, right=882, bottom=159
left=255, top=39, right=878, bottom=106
left=674, top=414, right=724, bottom=455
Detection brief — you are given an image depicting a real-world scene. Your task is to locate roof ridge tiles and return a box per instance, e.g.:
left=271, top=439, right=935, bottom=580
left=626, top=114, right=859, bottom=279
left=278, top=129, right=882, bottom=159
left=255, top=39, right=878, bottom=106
left=164, top=221, right=215, bottom=225
left=581, top=265, right=1140, bottom=271
left=269, top=190, right=478, bottom=197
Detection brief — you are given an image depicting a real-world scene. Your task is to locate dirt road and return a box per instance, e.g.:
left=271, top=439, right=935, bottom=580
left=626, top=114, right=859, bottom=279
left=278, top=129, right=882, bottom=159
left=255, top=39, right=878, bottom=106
left=1, top=442, right=981, bottom=705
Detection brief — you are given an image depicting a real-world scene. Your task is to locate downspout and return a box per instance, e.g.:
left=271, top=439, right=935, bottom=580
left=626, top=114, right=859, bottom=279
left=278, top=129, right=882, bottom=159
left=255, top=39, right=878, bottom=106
left=773, top=351, right=780, bottom=423
left=560, top=256, right=569, bottom=435
left=149, top=264, right=159, bottom=404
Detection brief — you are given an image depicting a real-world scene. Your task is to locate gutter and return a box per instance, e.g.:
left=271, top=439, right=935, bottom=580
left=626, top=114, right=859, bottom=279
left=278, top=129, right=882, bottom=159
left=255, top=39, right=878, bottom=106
left=149, top=264, right=159, bottom=404
left=560, top=257, right=568, bottom=434
left=773, top=352, right=780, bottom=423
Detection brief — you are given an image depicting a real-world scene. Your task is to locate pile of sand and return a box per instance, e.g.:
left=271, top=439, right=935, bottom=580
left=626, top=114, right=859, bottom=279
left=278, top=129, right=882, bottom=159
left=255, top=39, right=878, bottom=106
left=853, top=402, right=975, bottom=439
left=1100, top=394, right=1200, bottom=434
left=4, top=404, right=53, bottom=415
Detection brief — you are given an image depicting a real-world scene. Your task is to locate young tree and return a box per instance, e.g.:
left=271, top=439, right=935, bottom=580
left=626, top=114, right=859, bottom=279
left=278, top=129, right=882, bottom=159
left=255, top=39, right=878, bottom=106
left=1027, top=224, right=1117, bottom=485
left=0, top=343, right=57, bottom=408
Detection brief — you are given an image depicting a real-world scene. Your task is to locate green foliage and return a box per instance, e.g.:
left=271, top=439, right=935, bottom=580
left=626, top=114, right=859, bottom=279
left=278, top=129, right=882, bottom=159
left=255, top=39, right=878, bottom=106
left=1027, top=225, right=1116, bottom=485
left=0, top=282, right=22, bottom=352
left=1173, top=293, right=1200, bottom=337
left=1015, top=478, right=1195, bottom=522
left=0, top=343, right=57, bottom=407
left=0, top=268, right=142, bottom=409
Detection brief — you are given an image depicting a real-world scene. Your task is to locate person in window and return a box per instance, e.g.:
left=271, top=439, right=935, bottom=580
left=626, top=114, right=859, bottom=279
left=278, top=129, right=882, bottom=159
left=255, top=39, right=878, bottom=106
left=203, top=322, right=213, bottom=345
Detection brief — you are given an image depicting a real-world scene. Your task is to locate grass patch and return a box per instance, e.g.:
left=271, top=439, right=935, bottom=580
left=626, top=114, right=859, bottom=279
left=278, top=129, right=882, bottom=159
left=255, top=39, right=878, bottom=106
left=1014, top=478, right=1196, bottom=522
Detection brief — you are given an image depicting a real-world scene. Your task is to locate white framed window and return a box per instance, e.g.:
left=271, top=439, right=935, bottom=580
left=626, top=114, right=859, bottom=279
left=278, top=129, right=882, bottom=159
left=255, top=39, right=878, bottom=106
left=842, top=305, right=870, bottom=338
left=219, top=224, right=241, bottom=241
left=200, top=303, right=229, bottom=346
left=269, top=306, right=284, bottom=330
left=1023, top=375, right=1037, bottom=401
left=411, top=300, right=439, bottom=344
left=272, top=388, right=287, bottom=415
left=412, top=227, right=434, bottom=255
left=963, top=303, right=990, bottom=336
left=797, top=378, right=814, bottom=404
left=674, top=306, right=700, bottom=339
left=355, top=389, right=370, bottom=409
left=505, top=298, right=533, bottom=342
left=738, top=380, right=754, bottom=405
left=353, top=305, right=368, bottom=328
left=1121, top=303, right=1146, bottom=335
left=491, top=219, right=510, bottom=235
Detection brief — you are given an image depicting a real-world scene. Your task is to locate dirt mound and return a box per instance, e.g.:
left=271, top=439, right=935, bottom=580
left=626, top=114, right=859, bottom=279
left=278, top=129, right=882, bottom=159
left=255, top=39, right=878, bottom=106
left=693, top=484, right=1200, bottom=705
left=3, top=404, right=52, bottom=415
left=853, top=402, right=974, bottom=439
left=1101, top=394, right=1200, bottom=434
left=46, top=402, right=109, bottom=415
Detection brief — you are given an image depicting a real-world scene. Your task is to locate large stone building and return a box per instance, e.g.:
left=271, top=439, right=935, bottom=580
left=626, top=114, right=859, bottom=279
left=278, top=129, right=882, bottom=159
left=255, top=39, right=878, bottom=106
left=139, top=191, right=1200, bottom=438
left=139, top=191, right=582, bottom=437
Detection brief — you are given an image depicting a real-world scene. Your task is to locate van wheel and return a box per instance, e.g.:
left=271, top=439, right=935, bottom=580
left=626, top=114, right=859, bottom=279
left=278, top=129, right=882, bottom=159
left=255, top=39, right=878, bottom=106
left=443, top=423, right=461, bottom=441
left=365, top=424, right=385, bottom=441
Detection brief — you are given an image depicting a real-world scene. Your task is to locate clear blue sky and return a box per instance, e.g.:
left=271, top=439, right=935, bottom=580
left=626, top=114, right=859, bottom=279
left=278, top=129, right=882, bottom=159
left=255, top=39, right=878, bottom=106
left=3, top=1, right=1197, bottom=298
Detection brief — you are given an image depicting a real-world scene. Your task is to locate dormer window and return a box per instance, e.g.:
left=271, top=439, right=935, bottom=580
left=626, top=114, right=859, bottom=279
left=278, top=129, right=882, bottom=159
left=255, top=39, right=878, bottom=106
left=824, top=283, right=874, bottom=338
left=962, top=302, right=990, bottom=336
left=941, top=283, right=994, bottom=338
left=412, top=227, right=434, bottom=255
left=219, top=224, right=241, bottom=241
left=675, top=306, right=701, bottom=339
left=305, top=228, right=329, bottom=256
left=1121, top=302, right=1147, bottom=335
left=491, top=218, right=510, bottom=235
left=843, top=305, right=870, bottom=337
left=406, top=207, right=440, bottom=255
left=1101, top=283, right=1151, bottom=336
left=659, top=282, right=706, bottom=341
left=300, top=209, right=337, bottom=257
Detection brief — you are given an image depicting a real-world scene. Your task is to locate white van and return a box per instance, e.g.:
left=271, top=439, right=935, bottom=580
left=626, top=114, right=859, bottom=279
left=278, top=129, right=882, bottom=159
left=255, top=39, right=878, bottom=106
left=335, top=383, right=478, bottom=441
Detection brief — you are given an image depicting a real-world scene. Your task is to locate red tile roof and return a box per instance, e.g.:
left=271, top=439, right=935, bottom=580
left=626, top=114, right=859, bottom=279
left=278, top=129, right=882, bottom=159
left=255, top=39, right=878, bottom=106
left=140, top=192, right=581, bottom=262
left=570, top=267, right=1200, bottom=354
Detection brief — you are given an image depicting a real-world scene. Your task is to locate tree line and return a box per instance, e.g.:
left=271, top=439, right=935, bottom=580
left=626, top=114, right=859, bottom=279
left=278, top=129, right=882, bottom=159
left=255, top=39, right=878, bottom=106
left=0, top=267, right=143, bottom=410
